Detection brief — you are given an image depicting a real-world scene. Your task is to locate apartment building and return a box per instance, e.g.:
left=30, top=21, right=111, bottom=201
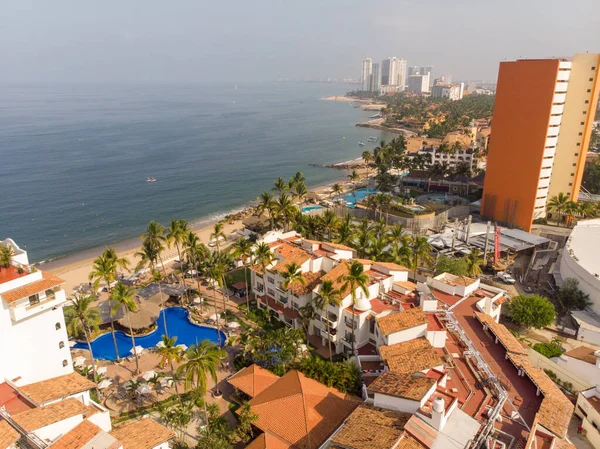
left=481, top=54, right=600, bottom=231
left=431, top=83, right=464, bottom=101
left=575, top=385, right=600, bottom=447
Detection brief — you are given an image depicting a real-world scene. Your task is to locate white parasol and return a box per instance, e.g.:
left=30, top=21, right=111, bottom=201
left=97, top=366, right=108, bottom=375
left=208, top=313, right=219, bottom=321
left=193, top=297, right=203, bottom=304
left=227, top=321, right=240, bottom=329
left=73, top=356, right=86, bottom=367
left=155, top=341, right=165, bottom=348
left=98, top=379, right=112, bottom=390
left=176, top=344, right=188, bottom=351
left=68, top=341, right=77, bottom=348
left=136, top=384, right=151, bottom=395
left=130, top=345, right=144, bottom=355
left=141, top=370, right=157, bottom=381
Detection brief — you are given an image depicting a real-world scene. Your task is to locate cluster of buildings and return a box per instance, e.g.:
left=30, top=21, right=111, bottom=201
left=0, top=239, right=174, bottom=449
left=235, top=230, right=580, bottom=448
left=360, top=57, right=464, bottom=98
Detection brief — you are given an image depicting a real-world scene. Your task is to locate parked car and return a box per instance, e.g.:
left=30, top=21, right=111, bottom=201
left=497, top=271, right=516, bottom=284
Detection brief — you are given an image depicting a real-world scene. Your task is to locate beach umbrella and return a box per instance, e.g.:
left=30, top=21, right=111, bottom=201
left=130, top=345, right=144, bottom=355
left=193, top=297, right=203, bottom=304
left=98, top=379, right=112, bottom=390
left=227, top=321, right=240, bottom=329
left=136, top=384, right=151, bottom=395
left=142, top=370, right=157, bottom=381
left=73, top=356, right=86, bottom=367
left=208, top=313, right=219, bottom=321
left=160, top=377, right=173, bottom=388
left=176, top=344, right=188, bottom=351
left=68, top=341, right=77, bottom=348
left=97, top=366, right=108, bottom=375
left=155, top=341, right=165, bottom=348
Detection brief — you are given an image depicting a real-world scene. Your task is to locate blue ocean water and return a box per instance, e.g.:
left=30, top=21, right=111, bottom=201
left=0, top=82, right=386, bottom=263
left=74, top=307, right=226, bottom=360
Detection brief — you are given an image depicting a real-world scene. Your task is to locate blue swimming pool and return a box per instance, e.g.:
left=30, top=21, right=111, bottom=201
left=301, top=205, right=325, bottom=213
left=342, top=188, right=379, bottom=207
left=74, top=307, right=226, bottom=360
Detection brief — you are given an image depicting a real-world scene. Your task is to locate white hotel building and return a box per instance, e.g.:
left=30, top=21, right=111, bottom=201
left=0, top=239, right=173, bottom=449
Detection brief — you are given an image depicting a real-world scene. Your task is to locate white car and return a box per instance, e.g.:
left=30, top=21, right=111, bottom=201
left=497, top=272, right=516, bottom=284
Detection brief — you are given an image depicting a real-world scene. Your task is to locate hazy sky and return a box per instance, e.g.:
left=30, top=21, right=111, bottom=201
left=1, top=0, right=599, bottom=84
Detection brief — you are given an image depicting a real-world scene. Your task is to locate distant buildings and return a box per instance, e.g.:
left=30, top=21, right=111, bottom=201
left=481, top=53, right=600, bottom=231
left=407, top=74, right=430, bottom=93
left=361, top=57, right=372, bottom=91
left=371, top=62, right=381, bottom=93
left=431, top=83, right=464, bottom=101
left=380, top=57, right=407, bottom=91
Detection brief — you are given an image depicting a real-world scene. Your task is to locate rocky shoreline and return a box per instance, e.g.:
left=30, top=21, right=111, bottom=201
left=356, top=122, right=413, bottom=135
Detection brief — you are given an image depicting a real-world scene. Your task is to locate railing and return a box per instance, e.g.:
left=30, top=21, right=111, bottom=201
left=26, top=293, right=55, bottom=310
left=0, top=406, right=47, bottom=449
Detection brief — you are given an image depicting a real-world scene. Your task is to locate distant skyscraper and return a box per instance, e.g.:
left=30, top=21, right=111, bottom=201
left=408, top=66, right=419, bottom=76
left=396, top=59, right=407, bottom=91
left=361, top=58, right=372, bottom=91
left=380, top=57, right=407, bottom=91
left=407, top=74, right=430, bottom=93
left=481, top=54, right=600, bottom=231
left=442, top=73, right=452, bottom=84
left=420, top=66, right=434, bottom=86
left=371, top=62, right=380, bottom=93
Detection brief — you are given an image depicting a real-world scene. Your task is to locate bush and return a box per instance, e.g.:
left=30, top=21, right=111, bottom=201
left=507, top=294, right=557, bottom=330
left=533, top=342, right=563, bottom=358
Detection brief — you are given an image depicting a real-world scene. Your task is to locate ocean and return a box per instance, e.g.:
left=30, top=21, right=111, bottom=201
left=0, top=82, right=385, bottom=263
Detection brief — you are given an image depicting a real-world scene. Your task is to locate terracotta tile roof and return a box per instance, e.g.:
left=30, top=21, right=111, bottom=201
left=246, top=432, right=292, bottom=449
left=0, top=421, right=19, bottom=449
left=330, top=404, right=411, bottom=449
left=321, top=263, right=350, bottom=294
left=12, top=398, right=88, bottom=432
left=396, top=434, right=427, bottom=449
left=228, top=364, right=279, bottom=398
left=373, top=262, right=410, bottom=271
left=377, top=308, right=428, bottom=335
left=322, top=242, right=354, bottom=251
left=271, top=251, right=312, bottom=273
left=475, top=312, right=528, bottom=355
left=110, top=418, right=175, bottom=449
left=370, top=297, right=400, bottom=314
left=429, top=288, right=462, bottom=306
left=1, top=271, right=65, bottom=304
left=18, top=372, right=96, bottom=405
left=289, top=271, right=324, bottom=296
left=403, top=415, right=437, bottom=449
left=368, top=372, right=436, bottom=401
left=248, top=370, right=361, bottom=448
left=564, top=346, right=597, bottom=365
left=394, top=281, right=417, bottom=290
left=50, top=420, right=118, bottom=449
left=257, top=296, right=299, bottom=320
left=506, top=353, right=574, bottom=438
left=379, top=338, right=444, bottom=374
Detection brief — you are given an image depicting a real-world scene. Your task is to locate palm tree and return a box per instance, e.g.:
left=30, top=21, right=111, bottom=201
left=410, top=236, right=433, bottom=279
left=348, top=170, right=361, bottom=204
left=183, top=231, right=207, bottom=293
left=298, top=303, right=317, bottom=348
left=272, top=177, right=288, bottom=194
left=547, top=192, right=570, bottom=225
left=141, top=221, right=168, bottom=274
left=291, top=172, right=306, bottom=190
left=386, top=242, right=412, bottom=267
left=102, top=248, right=130, bottom=275
left=320, top=209, right=340, bottom=241
left=465, top=248, right=483, bottom=278
left=64, top=292, right=101, bottom=391
left=281, top=262, right=306, bottom=292
left=354, top=222, right=374, bottom=258
left=177, top=341, right=225, bottom=426
left=274, top=193, right=297, bottom=232
left=110, top=282, right=140, bottom=373
left=134, top=240, right=159, bottom=273
left=336, top=213, right=353, bottom=245
left=253, top=243, right=273, bottom=274
left=314, top=280, right=342, bottom=362
left=232, top=238, right=253, bottom=309
left=256, top=191, right=275, bottom=220
left=332, top=183, right=343, bottom=198
left=210, top=222, right=227, bottom=253
left=0, top=245, right=14, bottom=268
left=150, top=270, right=169, bottom=337
left=89, top=254, right=121, bottom=359
left=578, top=201, right=597, bottom=218
left=294, top=182, right=308, bottom=203
left=156, top=335, right=183, bottom=402
left=564, top=201, right=579, bottom=227
left=337, top=261, right=369, bottom=353
left=166, top=219, right=190, bottom=296
left=362, top=150, right=374, bottom=181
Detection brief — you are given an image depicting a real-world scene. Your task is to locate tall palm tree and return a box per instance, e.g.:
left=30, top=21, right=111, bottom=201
left=110, top=282, right=140, bottom=373
left=465, top=248, right=483, bottom=278
left=156, top=335, right=183, bottom=402
left=64, top=292, right=101, bottom=391
left=281, top=262, right=306, bottom=292
left=362, top=150, right=374, bottom=181
left=294, top=182, right=308, bottom=203
left=332, top=183, right=343, bottom=198
left=166, top=219, right=190, bottom=297
left=134, top=240, right=160, bottom=273
left=150, top=270, right=169, bottom=337
left=348, top=170, right=361, bottom=204
left=232, top=238, right=253, bottom=309
left=177, top=341, right=225, bottom=425
left=210, top=222, right=227, bottom=253
left=320, top=209, right=340, bottom=241
left=314, top=280, right=342, bottom=362
left=337, top=261, right=369, bottom=353
left=410, top=236, right=433, bottom=279
left=386, top=242, right=412, bottom=267
left=274, top=193, right=297, bottom=232
left=272, top=177, right=288, bottom=194
left=256, top=191, right=275, bottom=220
left=253, top=243, right=273, bottom=274
left=183, top=231, right=206, bottom=293
left=291, top=171, right=306, bottom=190
left=88, top=254, right=121, bottom=359
left=547, top=192, right=570, bottom=225
left=141, top=221, right=168, bottom=274
left=102, top=248, right=130, bottom=276
left=336, top=213, right=353, bottom=245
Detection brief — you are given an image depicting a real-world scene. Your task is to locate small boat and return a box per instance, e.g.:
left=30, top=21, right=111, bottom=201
left=358, top=142, right=365, bottom=146
left=146, top=177, right=156, bottom=183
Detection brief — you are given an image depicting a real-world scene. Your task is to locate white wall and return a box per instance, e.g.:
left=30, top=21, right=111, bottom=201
left=427, top=330, right=447, bottom=348
left=560, top=249, right=600, bottom=316
left=88, top=407, right=112, bottom=432
left=386, top=324, right=427, bottom=346
left=32, top=414, right=83, bottom=442
left=554, top=355, right=600, bottom=388
left=374, top=393, right=420, bottom=414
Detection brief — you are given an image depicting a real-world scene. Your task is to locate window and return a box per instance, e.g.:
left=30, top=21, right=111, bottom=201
left=587, top=89, right=592, bottom=93
left=28, top=294, right=40, bottom=306
left=267, top=276, right=274, bottom=284
left=255, top=283, right=264, bottom=293
left=583, top=111, right=587, bottom=114
left=55, top=322, right=61, bottom=330
left=62, top=360, right=68, bottom=367
left=571, top=173, right=575, bottom=176
left=579, top=132, right=583, bottom=136
left=585, top=100, right=589, bottom=104
left=267, top=288, right=275, bottom=297
left=593, top=67, right=597, bottom=70
left=569, top=183, right=573, bottom=186
left=577, top=143, right=581, bottom=146
left=581, top=122, right=585, bottom=125
left=573, top=163, right=577, bottom=166
left=575, top=153, right=579, bottom=156
left=369, top=319, right=375, bottom=334
left=59, top=341, right=65, bottom=349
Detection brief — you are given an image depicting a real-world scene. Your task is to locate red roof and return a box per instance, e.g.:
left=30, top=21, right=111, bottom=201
left=0, top=265, right=29, bottom=286
left=0, top=382, right=34, bottom=415
left=370, top=297, right=400, bottom=314
left=257, top=296, right=299, bottom=320
left=429, top=288, right=462, bottom=306
left=426, top=314, right=443, bottom=331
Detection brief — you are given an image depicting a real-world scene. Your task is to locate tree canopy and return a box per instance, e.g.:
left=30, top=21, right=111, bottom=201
left=583, top=158, right=600, bottom=195
left=435, top=255, right=469, bottom=276
left=555, top=278, right=591, bottom=312
left=507, top=294, right=556, bottom=330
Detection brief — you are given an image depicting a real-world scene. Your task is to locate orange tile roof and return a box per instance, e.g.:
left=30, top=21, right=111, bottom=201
left=228, top=364, right=279, bottom=398
left=564, top=346, right=597, bottom=365
left=289, top=271, right=324, bottom=296
left=248, top=370, right=362, bottom=448
left=396, top=434, right=427, bottom=449
left=271, top=252, right=312, bottom=274
left=1, top=271, right=65, bottom=304
left=373, top=262, right=411, bottom=271
left=377, top=308, right=428, bottom=335
left=322, top=242, right=354, bottom=251
left=394, top=281, right=417, bottom=290
left=18, top=372, right=96, bottom=405
left=110, top=418, right=175, bottom=449
left=246, top=432, right=292, bottom=449
left=320, top=263, right=350, bottom=294
left=379, top=338, right=444, bottom=374
left=330, top=404, right=411, bottom=449
left=475, top=312, right=528, bottom=355
left=12, top=398, right=88, bottom=432
left=0, top=421, right=19, bottom=449
left=368, top=372, right=436, bottom=401
left=50, top=420, right=118, bottom=449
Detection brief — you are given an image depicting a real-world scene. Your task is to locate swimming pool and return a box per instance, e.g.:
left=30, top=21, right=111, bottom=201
left=301, top=205, right=325, bottom=213
left=74, top=307, right=226, bottom=360
left=342, top=188, right=379, bottom=207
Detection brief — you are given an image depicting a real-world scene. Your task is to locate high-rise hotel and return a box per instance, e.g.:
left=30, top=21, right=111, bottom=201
left=481, top=54, right=600, bottom=231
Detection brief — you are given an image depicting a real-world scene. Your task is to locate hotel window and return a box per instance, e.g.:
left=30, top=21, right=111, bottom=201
left=369, top=319, right=375, bottom=334
left=581, top=122, right=585, bottom=125
left=267, top=288, right=275, bottom=297
left=571, top=173, right=575, bottom=176
left=590, top=78, right=594, bottom=81
left=569, top=183, right=573, bottom=186
left=585, top=100, right=589, bottom=104
left=593, top=67, right=596, bottom=70
left=267, top=276, right=274, bottom=284
left=577, top=143, right=581, bottom=146
left=575, top=153, right=579, bottom=156
left=55, top=322, right=61, bottom=330
left=62, top=360, right=68, bottom=367
left=59, top=341, right=65, bottom=349
left=28, top=294, right=40, bottom=306
left=587, top=89, right=592, bottom=93
left=579, top=132, right=583, bottom=136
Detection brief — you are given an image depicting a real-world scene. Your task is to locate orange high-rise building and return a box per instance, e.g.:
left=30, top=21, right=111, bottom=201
left=481, top=54, right=600, bottom=231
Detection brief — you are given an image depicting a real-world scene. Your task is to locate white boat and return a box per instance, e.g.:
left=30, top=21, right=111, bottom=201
left=146, top=177, right=156, bottom=183
left=358, top=142, right=365, bottom=146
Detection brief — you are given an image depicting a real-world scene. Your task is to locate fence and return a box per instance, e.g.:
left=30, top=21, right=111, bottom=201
left=526, top=347, right=591, bottom=393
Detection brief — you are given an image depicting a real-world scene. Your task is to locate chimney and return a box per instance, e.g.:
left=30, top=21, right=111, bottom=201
left=431, top=397, right=446, bottom=430
left=594, top=350, right=600, bottom=369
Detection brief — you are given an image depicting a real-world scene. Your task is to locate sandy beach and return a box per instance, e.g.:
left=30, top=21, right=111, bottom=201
left=320, top=95, right=367, bottom=102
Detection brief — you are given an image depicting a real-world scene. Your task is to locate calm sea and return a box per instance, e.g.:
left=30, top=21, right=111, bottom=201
left=0, top=82, right=385, bottom=263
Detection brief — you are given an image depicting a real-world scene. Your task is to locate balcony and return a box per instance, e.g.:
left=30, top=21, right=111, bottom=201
left=344, top=318, right=357, bottom=329
left=278, top=295, right=289, bottom=305
left=10, top=290, right=66, bottom=322
left=254, top=283, right=265, bottom=293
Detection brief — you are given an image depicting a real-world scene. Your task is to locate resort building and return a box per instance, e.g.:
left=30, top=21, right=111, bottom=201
left=481, top=54, right=600, bottom=231
left=0, top=239, right=174, bottom=449
left=430, top=83, right=464, bottom=101
left=407, top=74, right=430, bottom=94
left=380, top=57, right=407, bottom=91
left=575, top=385, right=600, bottom=447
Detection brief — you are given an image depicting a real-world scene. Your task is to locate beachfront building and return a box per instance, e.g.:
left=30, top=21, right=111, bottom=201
left=381, top=57, right=407, bottom=91
left=361, top=58, right=372, bottom=91
left=431, top=83, right=464, bottom=101
left=0, top=238, right=174, bottom=449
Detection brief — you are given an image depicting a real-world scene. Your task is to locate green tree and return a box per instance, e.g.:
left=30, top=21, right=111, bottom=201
left=348, top=170, right=361, bottom=204
left=232, top=238, right=253, bottom=309
left=547, top=193, right=570, bottom=225
left=253, top=242, right=273, bottom=273
left=320, top=209, right=340, bottom=241
left=0, top=245, right=14, bottom=267
left=465, top=248, right=483, bottom=277
left=281, top=262, right=306, bottom=291
left=332, top=183, right=343, bottom=198
left=110, top=282, right=140, bottom=373
left=337, top=261, right=369, bottom=353
left=156, top=335, right=183, bottom=402
left=210, top=222, right=227, bottom=253
left=410, top=236, right=433, bottom=279
left=555, top=278, right=591, bottom=312
left=314, top=280, right=342, bottom=362
left=233, top=402, right=258, bottom=444
left=273, top=193, right=298, bottom=232
left=141, top=220, right=168, bottom=274
left=508, top=294, right=557, bottom=330
left=166, top=218, right=190, bottom=297
left=362, top=150, right=374, bottom=180
left=583, top=158, right=600, bottom=194
left=435, top=255, right=468, bottom=276
left=273, top=177, right=288, bottom=194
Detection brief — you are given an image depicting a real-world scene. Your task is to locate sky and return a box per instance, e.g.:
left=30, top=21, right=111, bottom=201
left=1, top=0, right=599, bottom=84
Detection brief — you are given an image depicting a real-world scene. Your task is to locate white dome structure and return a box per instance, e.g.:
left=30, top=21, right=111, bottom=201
left=354, top=295, right=372, bottom=312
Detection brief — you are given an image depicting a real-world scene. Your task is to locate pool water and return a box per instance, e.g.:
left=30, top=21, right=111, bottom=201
left=342, top=188, right=379, bottom=207
left=74, top=307, right=226, bottom=360
left=301, top=205, right=325, bottom=213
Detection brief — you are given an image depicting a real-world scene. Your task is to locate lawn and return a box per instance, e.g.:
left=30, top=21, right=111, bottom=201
left=225, top=267, right=252, bottom=289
